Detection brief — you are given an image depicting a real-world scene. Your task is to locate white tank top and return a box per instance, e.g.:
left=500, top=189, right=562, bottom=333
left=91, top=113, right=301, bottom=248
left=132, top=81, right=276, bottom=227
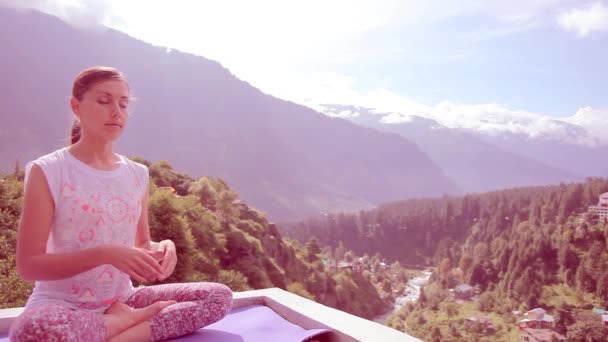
left=24, top=147, right=149, bottom=312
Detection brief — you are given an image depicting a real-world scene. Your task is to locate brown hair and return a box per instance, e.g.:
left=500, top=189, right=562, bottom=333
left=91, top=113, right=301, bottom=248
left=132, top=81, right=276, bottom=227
left=70, top=66, right=129, bottom=144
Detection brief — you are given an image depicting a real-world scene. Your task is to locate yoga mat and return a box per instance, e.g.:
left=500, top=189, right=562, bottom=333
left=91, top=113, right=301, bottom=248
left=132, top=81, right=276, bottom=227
left=175, top=305, right=332, bottom=342
left=0, top=305, right=333, bottom=342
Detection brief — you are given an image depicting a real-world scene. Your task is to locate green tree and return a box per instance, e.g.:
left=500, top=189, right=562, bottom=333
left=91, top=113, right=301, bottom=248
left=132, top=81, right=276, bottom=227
left=554, top=303, right=575, bottom=335
left=477, top=292, right=495, bottom=312
left=305, top=237, right=322, bottom=262
left=567, top=312, right=608, bottom=341
left=443, top=302, right=459, bottom=320
left=287, top=282, right=315, bottom=301
left=431, top=326, right=442, bottom=342
left=189, top=177, right=219, bottom=210
left=382, top=278, right=392, bottom=293
left=148, top=190, right=195, bottom=283
left=459, top=253, right=473, bottom=280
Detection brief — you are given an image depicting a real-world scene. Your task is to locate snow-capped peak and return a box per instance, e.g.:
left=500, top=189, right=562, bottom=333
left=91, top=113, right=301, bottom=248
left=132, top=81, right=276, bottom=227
left=317, top=102, right=608, bottom=146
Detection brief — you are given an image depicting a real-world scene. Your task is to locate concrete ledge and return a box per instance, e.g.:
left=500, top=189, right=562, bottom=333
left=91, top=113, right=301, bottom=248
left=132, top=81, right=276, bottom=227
left=241, top=288, right=420, bottom=342
left=1, top=288, right=420, bottom=341
left=0, top=307, right=23, bottom=334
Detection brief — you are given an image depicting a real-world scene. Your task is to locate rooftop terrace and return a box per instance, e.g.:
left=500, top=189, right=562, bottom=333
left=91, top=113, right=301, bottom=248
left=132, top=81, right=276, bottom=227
left=0, top=288, right=420, bottom=341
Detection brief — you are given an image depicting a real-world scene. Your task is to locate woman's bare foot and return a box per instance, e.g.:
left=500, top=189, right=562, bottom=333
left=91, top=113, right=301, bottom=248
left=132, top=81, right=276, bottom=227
left=104, top=301, right=176, bottom=340
left=105, top=301, right=131, bottom=315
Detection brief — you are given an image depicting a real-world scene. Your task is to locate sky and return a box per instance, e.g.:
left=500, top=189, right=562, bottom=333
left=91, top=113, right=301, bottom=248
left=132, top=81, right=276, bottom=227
left=3, top=0, right=608, bottom=143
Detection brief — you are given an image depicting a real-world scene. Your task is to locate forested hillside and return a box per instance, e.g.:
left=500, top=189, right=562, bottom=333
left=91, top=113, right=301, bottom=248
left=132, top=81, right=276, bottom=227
left=0, top=158, right=390, bottom=319
left=368, top=178, right=608, bottom=341
left=282, top=178, right=608, bottom=268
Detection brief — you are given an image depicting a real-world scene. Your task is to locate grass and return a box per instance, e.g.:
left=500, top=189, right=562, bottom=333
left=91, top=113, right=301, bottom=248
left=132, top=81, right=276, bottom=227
left=540, top=284, right=600, bottom=309
left=401, top=300, right=525, bottom=341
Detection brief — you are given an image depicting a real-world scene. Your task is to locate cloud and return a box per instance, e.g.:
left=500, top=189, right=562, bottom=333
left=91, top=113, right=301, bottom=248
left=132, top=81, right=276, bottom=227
left=563, top=107, right=608, bottom=144
left=0, top=0, right=121, bottom=31
left=458, top=21, right=539, bottom=42
left=557, top=1, right=608, bottom=37
left=4, top=0, right=602, bottom=145
left=9, top=1, right=564, bottom=72
left=294, top=72, right=607, bottom=146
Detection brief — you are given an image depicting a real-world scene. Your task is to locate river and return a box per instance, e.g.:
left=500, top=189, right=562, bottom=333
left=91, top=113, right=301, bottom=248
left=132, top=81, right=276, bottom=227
left=373, top=270, right=432, bottom=324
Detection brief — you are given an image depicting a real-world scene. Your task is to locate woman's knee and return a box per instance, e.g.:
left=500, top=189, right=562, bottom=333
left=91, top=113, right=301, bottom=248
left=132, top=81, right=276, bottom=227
left=10, top=305, right=70, bottom=341
left=9, top=305, right=105, bottom=342
left=209, top=283, right=233, bottom=311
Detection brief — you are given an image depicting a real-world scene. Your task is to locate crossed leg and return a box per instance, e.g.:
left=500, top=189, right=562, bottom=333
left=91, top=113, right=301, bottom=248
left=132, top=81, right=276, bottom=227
left=125, top=282, right=233, bottom=341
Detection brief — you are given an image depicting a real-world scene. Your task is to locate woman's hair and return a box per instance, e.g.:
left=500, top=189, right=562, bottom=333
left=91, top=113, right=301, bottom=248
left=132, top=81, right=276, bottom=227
left=70, top=66, right=129, bottom=144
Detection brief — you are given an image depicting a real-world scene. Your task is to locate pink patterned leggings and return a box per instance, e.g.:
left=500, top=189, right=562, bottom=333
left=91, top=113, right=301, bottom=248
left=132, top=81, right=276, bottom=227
left=9, top=282, right=233, bottom=341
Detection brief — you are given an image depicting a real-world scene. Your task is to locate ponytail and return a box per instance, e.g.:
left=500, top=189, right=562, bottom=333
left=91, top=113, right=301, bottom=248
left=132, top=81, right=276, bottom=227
left=70, top=119, right=81, bottom=144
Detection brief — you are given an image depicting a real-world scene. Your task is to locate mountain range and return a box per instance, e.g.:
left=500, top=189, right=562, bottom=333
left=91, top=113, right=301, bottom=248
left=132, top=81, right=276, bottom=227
left=0, top=7, right=457, bottom=221
left=1, top=6, right=605, bottom=221
left=320, top=104, right=607, bottom=193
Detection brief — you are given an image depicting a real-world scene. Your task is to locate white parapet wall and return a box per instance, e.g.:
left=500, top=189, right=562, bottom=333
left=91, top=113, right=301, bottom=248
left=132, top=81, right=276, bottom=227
left=0, top=287, right=421, bottom=341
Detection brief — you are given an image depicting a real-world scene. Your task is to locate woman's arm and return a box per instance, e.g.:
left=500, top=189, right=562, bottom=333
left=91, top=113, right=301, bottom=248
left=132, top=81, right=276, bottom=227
left=16, top=164, right=110, bottom=281
left=134, top=182, right=153, bottom=251
left=16, top=164, right=163, bottom=283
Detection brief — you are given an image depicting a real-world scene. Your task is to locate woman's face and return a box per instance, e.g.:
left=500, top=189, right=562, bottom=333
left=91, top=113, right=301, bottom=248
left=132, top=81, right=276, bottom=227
left=73, top=79, right=130, bottom=142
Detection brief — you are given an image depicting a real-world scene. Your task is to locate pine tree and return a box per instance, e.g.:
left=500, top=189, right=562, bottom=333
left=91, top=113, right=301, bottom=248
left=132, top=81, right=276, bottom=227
left=13, top=155, right=20, bottom=176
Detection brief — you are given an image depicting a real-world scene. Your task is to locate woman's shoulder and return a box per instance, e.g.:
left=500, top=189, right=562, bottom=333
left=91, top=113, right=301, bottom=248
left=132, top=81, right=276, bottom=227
left=24, top=148, right=70, bottom=201
left=120, top=155, right=149, bottom=175
left=29, top=147, right=70, bottom=168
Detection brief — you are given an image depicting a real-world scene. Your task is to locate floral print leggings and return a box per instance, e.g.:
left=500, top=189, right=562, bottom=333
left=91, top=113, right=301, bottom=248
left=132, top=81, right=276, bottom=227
left=9, top=282, right=233, bottom=341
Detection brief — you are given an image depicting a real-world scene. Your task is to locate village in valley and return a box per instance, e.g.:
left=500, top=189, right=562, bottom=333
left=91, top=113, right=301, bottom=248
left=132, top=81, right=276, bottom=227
left=322, top=192, right=608, bottom=341
left=451, top=193, right=607, bottom=341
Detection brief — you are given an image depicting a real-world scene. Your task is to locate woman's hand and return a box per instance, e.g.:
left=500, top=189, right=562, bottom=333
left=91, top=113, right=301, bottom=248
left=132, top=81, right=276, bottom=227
left=156, top=240, right=177, bottom=281
left=101, top=245, right=164, bottom=283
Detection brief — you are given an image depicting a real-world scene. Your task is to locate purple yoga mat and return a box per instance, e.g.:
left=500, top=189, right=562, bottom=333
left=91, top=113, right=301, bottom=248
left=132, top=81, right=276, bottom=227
left=175, top=305, right=332, bottom=342
left=0, top=305, right=333, bottom=342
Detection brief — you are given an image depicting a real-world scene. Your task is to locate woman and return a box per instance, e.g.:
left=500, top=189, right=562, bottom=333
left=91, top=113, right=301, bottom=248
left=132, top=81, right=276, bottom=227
left=9, top=66, right=232, bottom=341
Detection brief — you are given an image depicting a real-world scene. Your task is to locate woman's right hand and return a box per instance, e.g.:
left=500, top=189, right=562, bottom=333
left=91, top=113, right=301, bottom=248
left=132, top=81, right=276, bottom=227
left=100, top=245, right=164, bottom=283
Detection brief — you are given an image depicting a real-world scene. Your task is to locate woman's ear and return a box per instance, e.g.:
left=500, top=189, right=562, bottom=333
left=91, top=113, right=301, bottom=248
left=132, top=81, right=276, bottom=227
left=70, top=97, right=81, bottom=117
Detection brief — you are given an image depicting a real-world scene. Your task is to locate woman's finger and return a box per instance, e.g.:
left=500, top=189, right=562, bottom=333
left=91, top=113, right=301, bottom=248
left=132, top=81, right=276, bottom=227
left=128, top=268, right=147, bottom=283
left=132, top=273, right=146, bottom=283
left=135, top=257, right=162, bottom=281
left=161, top=256, right=171, bottom=272
left=136, top=251, right=163, bottom=274
left=161, top=257, right=177, bottom=280
left=163, top=253, right=177, bottom=274
left=140, top=251, right=164, bottom=273
left=124, top=260, right=149, bottom=283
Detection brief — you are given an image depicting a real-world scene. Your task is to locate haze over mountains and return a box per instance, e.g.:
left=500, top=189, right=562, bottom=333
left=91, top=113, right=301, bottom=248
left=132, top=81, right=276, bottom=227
left=0, top=7, right=458, bottom=221
left=1, top=7, right=605, bottom=221
left=321, top=104, right=608, bottom=193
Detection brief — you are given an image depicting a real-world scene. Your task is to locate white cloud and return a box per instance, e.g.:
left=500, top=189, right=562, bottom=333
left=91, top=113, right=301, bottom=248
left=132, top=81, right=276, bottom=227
left=295, top=72, right=607, bottom=146
left=0, top=0, right=120, bottom=30
left=557, top=1, right=608, bottom=37
left=6, top=0, right=603, bottom=145
left=8, top=0, right=564, bottom=71
left=563, top=107, right=608, bottom=144
left=282, top=72, right=432, bottom=118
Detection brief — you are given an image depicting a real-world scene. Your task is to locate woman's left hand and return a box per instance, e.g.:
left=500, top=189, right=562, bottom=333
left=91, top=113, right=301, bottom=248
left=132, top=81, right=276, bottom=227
left=157, top=239, right=177, bottom=281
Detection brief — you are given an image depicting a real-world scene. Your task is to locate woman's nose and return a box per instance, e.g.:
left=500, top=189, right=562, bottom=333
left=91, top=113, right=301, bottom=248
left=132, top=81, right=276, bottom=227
left=110, top=103, right=122, bottom=117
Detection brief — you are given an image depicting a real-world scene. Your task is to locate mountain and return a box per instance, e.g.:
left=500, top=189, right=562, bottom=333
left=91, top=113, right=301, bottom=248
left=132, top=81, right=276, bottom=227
left=0, top=7, right=458, bottom=221
left=321, top=105, right=582, bottom=193
left=478, top=133, right=608, bottom=178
